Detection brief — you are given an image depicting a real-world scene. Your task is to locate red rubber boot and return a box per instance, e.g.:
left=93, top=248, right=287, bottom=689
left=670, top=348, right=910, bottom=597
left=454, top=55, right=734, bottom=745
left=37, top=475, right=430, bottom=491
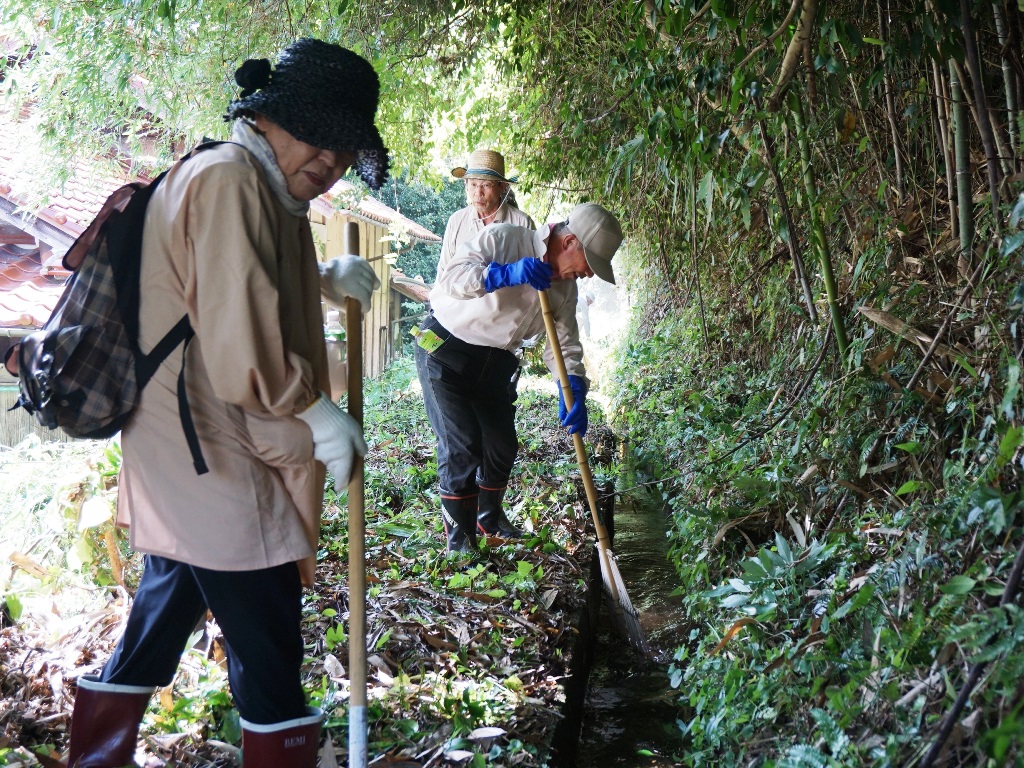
left=66, top=675, right=153, bottom=767
left=241, top=707, right=323, bottom=768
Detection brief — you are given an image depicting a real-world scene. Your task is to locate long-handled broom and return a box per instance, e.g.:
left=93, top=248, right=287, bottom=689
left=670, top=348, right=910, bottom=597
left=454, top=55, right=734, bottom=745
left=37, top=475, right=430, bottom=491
left=344, top=222, right=369, bottom=768
left=537, top=289, right=649, bottom=655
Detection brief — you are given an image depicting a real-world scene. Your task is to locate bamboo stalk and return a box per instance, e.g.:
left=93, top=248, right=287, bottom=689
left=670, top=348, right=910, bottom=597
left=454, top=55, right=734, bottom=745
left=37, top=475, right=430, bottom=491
left=877, top=0, right=906, bottom=204
left=1014, top=8, right=1024, bottom=150
left=951, top=59, right=1015, bottom=181
left=690, top=170, right=709, bottom=348
left=344, top=222, right=368, bottom=768
left=931, top=59, right=957, bottom=240
left=769, top=0, right=817, bottom=110
left=949, top=62, right=975, bottom=275
left=959, top=0, right=1003, bottom=231
left=757, top=111, right=818, bottom=324
left=792, top=99, right=849, bottom=358
left=803, top=31, right=817, bottom=110
left=992, top=0, right=1019, bottom=158
left=835, top=42, right=889, bottom=194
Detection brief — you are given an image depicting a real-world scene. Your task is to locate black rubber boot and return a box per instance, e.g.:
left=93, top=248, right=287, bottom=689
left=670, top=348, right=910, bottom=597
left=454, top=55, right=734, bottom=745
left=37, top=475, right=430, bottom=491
left=442, top=496, right=479, bottom=553
left=66, top=675, right=154, bottom=767
left=476, top=487, right=524, bottom=539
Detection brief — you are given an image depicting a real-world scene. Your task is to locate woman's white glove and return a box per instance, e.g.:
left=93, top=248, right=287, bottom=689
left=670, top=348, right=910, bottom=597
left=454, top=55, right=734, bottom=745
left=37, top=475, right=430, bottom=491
left=296, top=393, right=368, bottom=491
left=319, top=255, right=380, bottom=314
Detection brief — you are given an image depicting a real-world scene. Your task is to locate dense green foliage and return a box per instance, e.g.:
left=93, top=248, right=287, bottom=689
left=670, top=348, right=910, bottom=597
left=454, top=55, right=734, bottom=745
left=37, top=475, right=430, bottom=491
left=3, top=0, right=1024, bottom=764
left=614, top=207, right=1024, bottom=763
left=369, top=173, right=467, bottom=283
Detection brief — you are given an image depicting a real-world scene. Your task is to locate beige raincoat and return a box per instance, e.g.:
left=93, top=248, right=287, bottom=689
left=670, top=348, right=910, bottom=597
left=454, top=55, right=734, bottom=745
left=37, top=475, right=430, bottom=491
left=116, top=143, right=327, bottom=584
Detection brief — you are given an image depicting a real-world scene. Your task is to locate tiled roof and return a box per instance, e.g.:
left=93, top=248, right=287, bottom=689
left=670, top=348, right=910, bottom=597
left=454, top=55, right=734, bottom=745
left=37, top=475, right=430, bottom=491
left=390, top=269, right=432, bottom=303
left=312, top=183, right=441, bottom=243
left=0, top=110, right=439, bottom=331
left=0, top=110, right=439, bottom=247
left=0, top=245, right=65, bottom=327
left=0, top=119, right=144, bottom=241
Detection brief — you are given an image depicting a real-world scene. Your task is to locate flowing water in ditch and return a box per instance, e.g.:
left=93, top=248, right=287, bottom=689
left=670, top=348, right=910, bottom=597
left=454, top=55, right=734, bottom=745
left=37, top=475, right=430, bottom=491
left=574, top=483, right=690, bottom=767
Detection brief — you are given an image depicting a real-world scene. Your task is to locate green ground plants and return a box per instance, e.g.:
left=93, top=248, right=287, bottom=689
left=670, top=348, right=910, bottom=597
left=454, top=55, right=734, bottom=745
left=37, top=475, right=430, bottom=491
left=0, top=357, right=610, bottom=767
left=613, top=193, right=1024, bottom=766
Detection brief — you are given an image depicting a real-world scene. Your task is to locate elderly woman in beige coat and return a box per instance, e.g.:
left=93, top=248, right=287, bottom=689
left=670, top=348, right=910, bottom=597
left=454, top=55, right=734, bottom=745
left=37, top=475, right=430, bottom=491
left=63, top=39, right=388, bottom=768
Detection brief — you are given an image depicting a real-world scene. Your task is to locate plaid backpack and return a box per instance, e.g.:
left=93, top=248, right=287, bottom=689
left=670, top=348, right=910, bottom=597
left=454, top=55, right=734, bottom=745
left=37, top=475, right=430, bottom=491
left=3, top=143, right=223, bottom=474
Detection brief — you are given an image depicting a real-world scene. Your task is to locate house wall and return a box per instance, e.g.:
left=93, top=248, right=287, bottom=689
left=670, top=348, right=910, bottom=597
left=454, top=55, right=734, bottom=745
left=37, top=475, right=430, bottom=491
left=318, top=213, right=395, bottom=380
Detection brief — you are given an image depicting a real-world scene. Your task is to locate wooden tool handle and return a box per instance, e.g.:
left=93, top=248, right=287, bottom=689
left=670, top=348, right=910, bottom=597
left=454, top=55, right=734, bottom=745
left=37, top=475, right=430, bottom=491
left=537, top=289, right=621, bottom=604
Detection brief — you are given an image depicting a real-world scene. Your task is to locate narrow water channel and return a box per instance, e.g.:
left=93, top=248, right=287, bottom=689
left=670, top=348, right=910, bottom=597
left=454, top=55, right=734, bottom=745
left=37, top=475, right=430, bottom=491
left=575, top=485, right=689, bottom=767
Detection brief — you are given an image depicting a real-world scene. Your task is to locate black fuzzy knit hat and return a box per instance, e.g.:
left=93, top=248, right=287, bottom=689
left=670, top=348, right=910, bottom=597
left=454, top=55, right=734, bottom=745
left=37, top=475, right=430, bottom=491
left=224, top=38, right=390, bottom=189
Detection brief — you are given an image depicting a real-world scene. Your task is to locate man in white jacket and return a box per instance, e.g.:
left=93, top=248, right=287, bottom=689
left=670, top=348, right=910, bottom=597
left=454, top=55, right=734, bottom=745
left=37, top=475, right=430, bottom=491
left=416, top=203, right=623, bottom=553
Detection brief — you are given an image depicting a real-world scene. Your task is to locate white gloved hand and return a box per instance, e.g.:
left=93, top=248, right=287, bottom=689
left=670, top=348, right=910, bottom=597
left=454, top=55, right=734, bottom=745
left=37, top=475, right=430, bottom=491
left=319, top=255, right=380, bottom=314
left=296, top=393, right=368, bottom=491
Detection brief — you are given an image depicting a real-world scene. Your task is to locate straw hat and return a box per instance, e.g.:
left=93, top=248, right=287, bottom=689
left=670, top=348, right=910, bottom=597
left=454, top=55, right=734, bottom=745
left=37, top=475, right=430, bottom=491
left=224, top=38, right=390, bottom=189
left=451, top=149, right=518, bottom=183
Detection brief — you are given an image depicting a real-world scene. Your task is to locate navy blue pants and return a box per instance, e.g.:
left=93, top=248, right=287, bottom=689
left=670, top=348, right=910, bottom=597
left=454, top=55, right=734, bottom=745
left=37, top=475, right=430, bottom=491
left=415, top=316, right=520, bottom=500
left=99, top=555, right=306, bottom=724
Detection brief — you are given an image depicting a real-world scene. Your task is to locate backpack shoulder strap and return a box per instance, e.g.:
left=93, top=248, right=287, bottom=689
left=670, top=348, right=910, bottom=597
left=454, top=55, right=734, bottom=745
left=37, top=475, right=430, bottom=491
left=131, top=141, right=227, bottom=477
left=176, top=332, right=208, bottom=475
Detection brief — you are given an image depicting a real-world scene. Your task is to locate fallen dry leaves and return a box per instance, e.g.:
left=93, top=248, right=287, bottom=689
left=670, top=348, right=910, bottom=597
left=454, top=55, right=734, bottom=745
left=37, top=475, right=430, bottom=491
left=1, top=382, right=616, bottom=767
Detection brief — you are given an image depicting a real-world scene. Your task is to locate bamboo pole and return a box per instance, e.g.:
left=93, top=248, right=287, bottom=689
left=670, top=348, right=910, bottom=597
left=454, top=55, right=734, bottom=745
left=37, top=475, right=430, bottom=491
left=840, top=61, right=888, bottom=194
left=951, top=59, right=1015, bottom=181
left=949, top=62, right=975, bottom=274
left=769, top=0, right=817, bottom=110
left=536, top=290, right=622, bottom=612
left=992, top=0, right=1019, bottom=158
left=757, top=111, right=818, bottom=324
left=877, top=0, right=906, bottom=204
left=689, top=170, right=710, bottom=348
left=792, top=99, right=849, bottom=358
left=959, top=0, right=1002, bottom=231
left=344, top=222, right=368, bottom=768
left=931, top=59, right=957, bottom=240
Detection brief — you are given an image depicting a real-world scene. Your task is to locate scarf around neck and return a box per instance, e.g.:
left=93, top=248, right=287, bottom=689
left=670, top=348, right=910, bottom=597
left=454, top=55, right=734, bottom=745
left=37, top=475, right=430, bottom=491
left=230, top=119, right=309, bottom=217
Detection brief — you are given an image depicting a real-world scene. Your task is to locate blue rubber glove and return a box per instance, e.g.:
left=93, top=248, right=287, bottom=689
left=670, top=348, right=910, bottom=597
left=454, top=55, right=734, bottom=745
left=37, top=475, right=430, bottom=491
left=557, top=375, right=589, bottom=436
left=484, top=258, right=552, bottom=292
